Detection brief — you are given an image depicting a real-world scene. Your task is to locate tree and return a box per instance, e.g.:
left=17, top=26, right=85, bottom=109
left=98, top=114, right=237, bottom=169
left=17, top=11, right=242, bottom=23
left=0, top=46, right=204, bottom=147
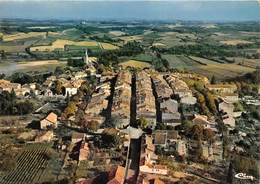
left=15, top=100, right=35, bottom=115
left=10, top=72, right=33, bottom=85
left=203, top=128, right=215, bottom=143
left=181, top=120, right=193, bottom=133
left=54, top=66, right=64, bottom=75
left=54, top=80, right=63, bottom=95
left=101, top=133, right=121, bottom=148
left=227, top=161, right=234, bottom=184
left=0, top=73, right=5, bottom=79
left=137, top=117, right=149, bottom=129
left=190, top=124, right=204, bottom=140
left=63, top=101, right=77, bottom=118
left=67, top=58, right=85, bottom=67
left=210, top=75, right=217, bottom=84
left=87, top=121, right=99, bottom=132
left=233, top=102, right=244, bottom=112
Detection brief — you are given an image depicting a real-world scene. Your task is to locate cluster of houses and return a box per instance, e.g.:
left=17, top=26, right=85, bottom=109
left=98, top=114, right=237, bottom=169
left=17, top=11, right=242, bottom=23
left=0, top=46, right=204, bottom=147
left=206, top=84, right=239, bottom=129
left=0, top=79, right=37, bottom=96
left=139, top=135, right=168, bottom=176
left=152, top=74, right=181, bottom=127
left=43, top=75, right=85, bottom=97
left=111, top=71, right=132, bottom=129
left=84, top=81, right=111, bottom=126
left=164, top=74, right=197, bottom=106
left=136, top=71, right=156, bottom=128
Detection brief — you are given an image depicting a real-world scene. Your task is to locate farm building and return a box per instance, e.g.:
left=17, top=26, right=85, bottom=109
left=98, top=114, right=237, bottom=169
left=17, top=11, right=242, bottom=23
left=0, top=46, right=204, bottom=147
left=40, top=112, right=58, bottom=129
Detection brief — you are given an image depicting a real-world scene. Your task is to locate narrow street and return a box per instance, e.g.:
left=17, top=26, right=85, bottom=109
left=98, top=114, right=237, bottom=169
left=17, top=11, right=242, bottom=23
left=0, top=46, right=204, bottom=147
left=125, top=72, right=142, bottom=184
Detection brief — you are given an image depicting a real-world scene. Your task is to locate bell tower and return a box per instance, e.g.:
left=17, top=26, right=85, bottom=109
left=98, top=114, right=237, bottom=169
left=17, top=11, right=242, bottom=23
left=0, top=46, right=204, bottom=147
left=84, top=49, right=89, bottom=65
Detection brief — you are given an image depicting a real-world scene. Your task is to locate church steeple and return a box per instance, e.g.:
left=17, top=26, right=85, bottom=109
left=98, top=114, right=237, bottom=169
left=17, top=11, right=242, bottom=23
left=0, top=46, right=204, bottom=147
left=84, top=49, right=89, bottom=65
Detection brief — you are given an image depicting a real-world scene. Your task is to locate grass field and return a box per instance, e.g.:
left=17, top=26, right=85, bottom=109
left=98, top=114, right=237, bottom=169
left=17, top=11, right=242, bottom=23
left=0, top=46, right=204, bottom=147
left=109, top=31, right=125, bottom=36
left=195, top=63, right=255, bottom=79
left=119, top=35, right=143, bottom=43
left=100, top=42, right=119, bottom=50
left=132, top=53, right=154, bottom=63
left=30, top=39, right=118, bottom=52
left=30, top=39, right=98, bottom=52
left=220, top=39, right=253, bottom=46
left=0, top=60, right=66, bottom=75
left=162, top=55, right=200, bottom=69
left=2, top=32, right=59, bottom=42
left=158, top=32, right=197, bottom=47
left=188, top=56, right=255, bottom=78
left=163, top=54, right=255, bottom=79
left=119, top=59, right=151, bottom=69
left=0, top=45, right=28, bottom=52
left=226, top=57, right=260, bottom=69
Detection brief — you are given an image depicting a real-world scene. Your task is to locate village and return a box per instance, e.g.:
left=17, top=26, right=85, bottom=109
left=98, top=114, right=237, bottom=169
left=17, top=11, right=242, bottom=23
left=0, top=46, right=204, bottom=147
left=0, top=49, right=259, bottom=184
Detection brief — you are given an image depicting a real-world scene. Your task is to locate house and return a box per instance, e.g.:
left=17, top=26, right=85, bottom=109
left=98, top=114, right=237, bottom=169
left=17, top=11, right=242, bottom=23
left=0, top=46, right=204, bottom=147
left=136, top=71, right=156, bottom=127
left=74, top=71, right=88, bottom=79
left=0, top=79, right=27, bottom=96
left=71, top=132, right=85, bottom=144
left=111, top=71, right=132, bottom=129
left=154, top=131, right=167, bottom=146
left=221, top=93, right=239, bottom=103
left=161, top=112, right=181, bottom=127
left=64, top=85, right=78, bottom=96
left=40, top=112, right=58, bottom=129
left=180, top=96, right=197, bottom=105
left=152, top=74, right=173, bottom=100
left=139, top=165, right=168, bottom=176
left=206, top=84, right=237, bottom=94
left=139, top=135, right=168, bottom=176
left=107, top=166, right=135, bottom=184
left=201, top=144, right=214, bottom=161
left=218, top=100, right=235, bottom=128
left=176, top=140, right=187, bottom=156
left=192, top=114, right=217, bottom=131
left=160, top=99, right=178, bottom=113
left=164, top=75, right=192, bottom=98
left=78, top=141, right=89, bottom=162
left=153, top=130, right=179, bottom=147
left=35, top=131, right=54, bottom=142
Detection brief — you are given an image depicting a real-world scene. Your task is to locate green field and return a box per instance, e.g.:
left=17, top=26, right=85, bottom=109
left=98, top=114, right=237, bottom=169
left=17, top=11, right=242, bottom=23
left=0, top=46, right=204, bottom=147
left=132, top=53, right=154, bottom=63
left=162, top=54, right=200, bottom=69
left=0, top=60, right=66, bottom=75
left=163, top=54, right=255, bottom=79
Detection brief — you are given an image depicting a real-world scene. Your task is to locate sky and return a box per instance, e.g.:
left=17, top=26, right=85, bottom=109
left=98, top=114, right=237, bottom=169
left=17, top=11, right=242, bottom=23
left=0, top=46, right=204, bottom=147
left=0, top=0, right=260, bottom=21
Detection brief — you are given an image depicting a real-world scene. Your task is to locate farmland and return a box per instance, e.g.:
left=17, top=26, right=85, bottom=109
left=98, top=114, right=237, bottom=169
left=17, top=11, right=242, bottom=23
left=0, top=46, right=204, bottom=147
left=0, top=143, right=52, bottom=184
left=2, top=32, right=60, bottom=42
left=99, top=42, right=119, bottom=50
left=162, top=55, right=200, bottom=69
left=220, top=39, right=254, bottom=46
left=119, top=59, right=151, bottom=69
left=119, top=35, right=143, bottom=43
left=0, top=60, right=66, bottom=75
left=30, top=39, right=118, bottom=52
left=163, top=55, right=256, bottom=79
left=226, top=57, right=260, bottom=69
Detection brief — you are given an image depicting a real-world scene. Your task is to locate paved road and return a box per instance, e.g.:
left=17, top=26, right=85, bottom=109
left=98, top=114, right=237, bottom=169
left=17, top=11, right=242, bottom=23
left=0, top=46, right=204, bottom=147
left=125, top=137, right=141, bottom=184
